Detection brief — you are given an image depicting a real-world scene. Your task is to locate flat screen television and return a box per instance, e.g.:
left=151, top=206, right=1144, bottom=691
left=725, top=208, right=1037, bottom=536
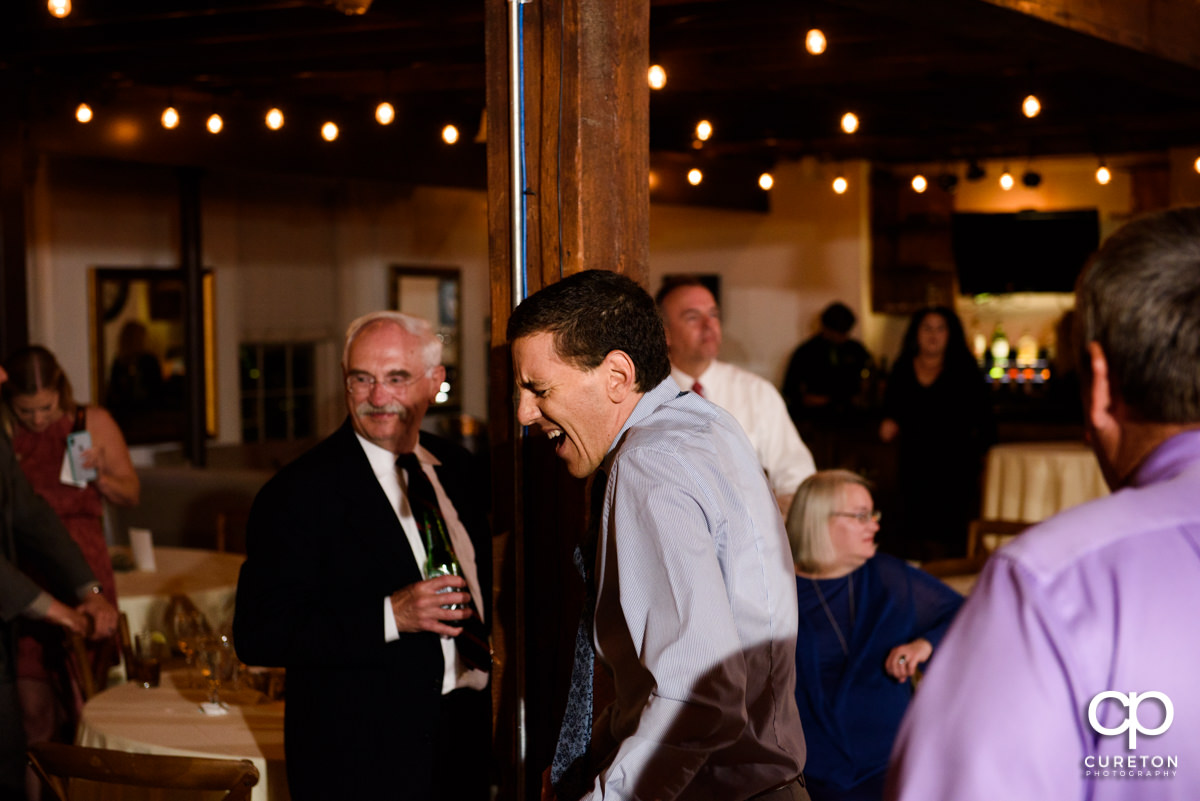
left=951, top=209, right=1100, bottom=294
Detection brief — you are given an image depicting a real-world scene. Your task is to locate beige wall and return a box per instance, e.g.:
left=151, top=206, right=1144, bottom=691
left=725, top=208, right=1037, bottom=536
left=23, top=151, right=1200, bottom=451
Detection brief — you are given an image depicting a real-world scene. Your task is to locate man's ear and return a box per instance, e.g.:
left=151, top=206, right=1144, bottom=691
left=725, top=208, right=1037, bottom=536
left=601, top=350, right=638, bottom=403
left=1086, top=341, right=1117, bottom=435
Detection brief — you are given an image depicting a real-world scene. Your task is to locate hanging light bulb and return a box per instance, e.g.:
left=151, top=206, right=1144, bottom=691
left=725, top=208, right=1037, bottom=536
left=911, top=174, right=927, bottom=193
left=648, top=170, right=660, bottom=191
left=999, top=167, right=1015, bottom=190
left=161, top=107, right=180, bottom=130
left=648, top=65, right=667, bottom=90
left=805, top=28, right=827, bottom=55
left=687, top=168, right=703, bottom=186
left=47, top=0, right=71, bottom=18
left=832, top=175, right=848, bottom=194
left=74, top=103, right=93, bottom=124
left=1022, top=94, right=1041, bottom=118
left=206, top=113, right=223, bottom=134
left=1095, top=163, right=1112, bottom=185
left=375, top=101, right=395, bottom=125
left=442, top=124, right=460, bottom=144
left=321, top=121, right=339, bottom=142
left=695, top=120, right=713, bottom=142
left=265, top=108, right=284, bottom=130
left=1194, top=156, right=1200, bottom=174
left=759, top=173, right=774, bottom=191
left=841, top=112, right=859, bottom=134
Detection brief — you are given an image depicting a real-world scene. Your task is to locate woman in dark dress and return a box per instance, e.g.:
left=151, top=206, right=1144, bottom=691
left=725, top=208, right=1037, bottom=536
left=787, top=470, right=963, bottom=801
left=879, top=307, right=994, bottom=560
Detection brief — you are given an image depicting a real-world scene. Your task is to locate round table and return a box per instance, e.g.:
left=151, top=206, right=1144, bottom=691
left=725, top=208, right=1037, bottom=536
left=112, top=546, right=245, bottom=637
left=77, top=671, right=287, bottom=801
left=982, top=440, right=1110, bottom=522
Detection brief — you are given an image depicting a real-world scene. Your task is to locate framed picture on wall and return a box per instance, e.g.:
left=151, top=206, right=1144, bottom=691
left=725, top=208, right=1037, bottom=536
left=390, top=265, right=461, bottom=409
left=89, top=267, right=216, bottom=445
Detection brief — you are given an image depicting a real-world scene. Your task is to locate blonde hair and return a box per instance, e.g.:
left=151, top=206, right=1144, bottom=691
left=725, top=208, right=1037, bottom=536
left=786, top=469, right=872, bottom=574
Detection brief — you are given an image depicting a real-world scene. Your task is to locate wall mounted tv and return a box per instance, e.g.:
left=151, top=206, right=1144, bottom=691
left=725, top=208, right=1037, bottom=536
left=951, top=209, right=1100, bottom=294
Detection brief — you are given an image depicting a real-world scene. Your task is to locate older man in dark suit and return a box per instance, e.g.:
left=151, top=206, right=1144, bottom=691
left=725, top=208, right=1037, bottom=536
left=234, top=311, right=491, bottom=800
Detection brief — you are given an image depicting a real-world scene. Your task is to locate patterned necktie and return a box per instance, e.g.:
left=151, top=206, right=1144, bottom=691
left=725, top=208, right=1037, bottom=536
left=396, top=452, right=491, bottom=672
left=692, top=380, right=704, bottom=398
left=550, top=469, right=607, bottom=800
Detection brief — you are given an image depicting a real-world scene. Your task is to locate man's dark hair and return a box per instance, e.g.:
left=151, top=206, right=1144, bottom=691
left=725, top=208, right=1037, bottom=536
left=654, top=274, right=711, bottom=307
left=1077, top=206, right=1200, bottom=423
left=820, top=302, right=856, bottom=334
left=507, top=270, right=671, bottom=392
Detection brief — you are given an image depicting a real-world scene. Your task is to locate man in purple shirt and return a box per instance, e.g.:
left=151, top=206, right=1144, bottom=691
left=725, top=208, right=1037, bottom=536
left=887, top=206, right=1200, bottom=800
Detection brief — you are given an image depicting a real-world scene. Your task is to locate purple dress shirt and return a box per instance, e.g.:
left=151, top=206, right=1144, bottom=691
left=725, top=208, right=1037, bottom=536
left=887, top=429, right=1200, bottom=800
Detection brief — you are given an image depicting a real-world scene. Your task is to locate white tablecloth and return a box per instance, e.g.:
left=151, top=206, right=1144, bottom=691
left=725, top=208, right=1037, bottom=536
left=77, top=672, right=287, bottom=801
left=982, top=440, right=1109, bottom=522
left=112, top=546, right=244, bottom=637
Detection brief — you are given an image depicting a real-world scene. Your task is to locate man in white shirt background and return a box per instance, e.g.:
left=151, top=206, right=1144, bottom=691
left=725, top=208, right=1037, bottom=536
left=656, top=276, right=816, bottom=513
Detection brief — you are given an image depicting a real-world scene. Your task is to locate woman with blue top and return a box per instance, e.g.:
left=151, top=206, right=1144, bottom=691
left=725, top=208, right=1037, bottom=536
left=786, top=470, right=963, bottom=801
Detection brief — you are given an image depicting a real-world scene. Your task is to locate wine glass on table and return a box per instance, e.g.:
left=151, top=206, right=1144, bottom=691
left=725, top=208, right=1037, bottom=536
left=171, top=604, right=209, bottom=688
left=197, top=632, right=237, bottom=711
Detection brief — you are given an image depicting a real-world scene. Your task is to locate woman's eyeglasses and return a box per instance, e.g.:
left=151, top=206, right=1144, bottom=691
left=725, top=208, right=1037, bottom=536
left=830, top=509, right=882, bottom=524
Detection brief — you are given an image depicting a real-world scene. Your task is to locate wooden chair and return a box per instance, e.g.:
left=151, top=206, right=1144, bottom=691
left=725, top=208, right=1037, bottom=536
left=966, top=518, right=1030, bottom=559
left=63, top=613, right=129, bottom=700
left=28, top=742, right=259, bottom=801
left=214, top=508, right=251, bottom=554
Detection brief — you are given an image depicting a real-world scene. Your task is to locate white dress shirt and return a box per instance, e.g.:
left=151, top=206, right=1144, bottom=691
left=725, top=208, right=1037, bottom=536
left=672, top=360, right=816, bottom=501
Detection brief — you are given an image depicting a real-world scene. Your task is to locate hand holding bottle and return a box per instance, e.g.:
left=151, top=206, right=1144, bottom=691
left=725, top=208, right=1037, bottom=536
left=389, top=575, right=474, bottom=636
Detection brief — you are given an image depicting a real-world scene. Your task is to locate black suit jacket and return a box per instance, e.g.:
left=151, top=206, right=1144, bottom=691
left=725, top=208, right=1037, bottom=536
left=233, top=420, right=491, bottom=800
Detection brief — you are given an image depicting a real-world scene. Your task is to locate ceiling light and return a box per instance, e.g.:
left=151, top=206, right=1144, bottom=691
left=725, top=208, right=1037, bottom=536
left=687, top=168, right=703, bottom=186
left=832, top=175, right=848, bottom=194
left=321, top=121, right=339, bottom=142
left=649, top=170, right=659, bottom=191
left=442, top=124, right=460, bottom=144
left=966, top=160, right=986, bottom=181
left=47, top=0, right=70, bottom=18
left=911, top=174, right=927, bottom=193
left=375, top=101, right=395, bottom=126
left=805, top=28, right=827, bottom=55
left=999, top=167, right=1014, bottom=190
left=759, top=173, right=774, bottom=191
left=695, top=120, right=713, bottom=141
left=1022, top=94, right=1041, bottom=118
left=74, top=103, right=93, bottom=124
left=265, top=108, right=284, bottom=130
left=648, top=65, right=667, bottom=90
left=841, top=112, right=859, bottom=134
left=161, top=107, right=180, bottom=130
left=1194, top=156, right=1200, bottom=174
left=1021, top=169, right=1041, bottom=187
left=1095, top=163, right=1112, bottom=185
left=206, top=113, right=223, bottom=134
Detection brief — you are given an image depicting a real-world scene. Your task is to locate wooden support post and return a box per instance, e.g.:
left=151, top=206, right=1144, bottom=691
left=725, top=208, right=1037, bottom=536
left=485, top=0, right=649, bottom=797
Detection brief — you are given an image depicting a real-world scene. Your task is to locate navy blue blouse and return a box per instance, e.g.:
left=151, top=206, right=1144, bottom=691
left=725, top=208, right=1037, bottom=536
left=794, top=554, right=964, bottom=799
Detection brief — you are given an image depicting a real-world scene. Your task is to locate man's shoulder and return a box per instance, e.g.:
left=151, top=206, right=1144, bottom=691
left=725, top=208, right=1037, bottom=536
left=999, top=467, right=1200, bottom=584
left=259, top=421, right=360, bottom=493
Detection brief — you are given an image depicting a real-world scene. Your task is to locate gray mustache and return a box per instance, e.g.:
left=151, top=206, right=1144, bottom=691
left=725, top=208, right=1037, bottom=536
left=356, top=402, right=409, bottom=420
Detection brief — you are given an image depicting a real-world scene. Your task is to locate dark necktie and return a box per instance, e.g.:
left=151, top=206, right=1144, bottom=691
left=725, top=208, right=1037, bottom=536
left=691, top=380, right=704, bottom=397
left=550, top=469, right=607, bottom=800
left=396, top=452, right=491, bottom=673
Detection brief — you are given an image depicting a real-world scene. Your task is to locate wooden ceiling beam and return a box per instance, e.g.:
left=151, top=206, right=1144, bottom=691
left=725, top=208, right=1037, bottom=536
left=978, top=0, right=1200, bottom=73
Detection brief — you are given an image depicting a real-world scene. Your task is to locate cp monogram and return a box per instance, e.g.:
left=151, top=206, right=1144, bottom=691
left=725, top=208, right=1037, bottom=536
left=1088, top=691, right=1174, bottom=749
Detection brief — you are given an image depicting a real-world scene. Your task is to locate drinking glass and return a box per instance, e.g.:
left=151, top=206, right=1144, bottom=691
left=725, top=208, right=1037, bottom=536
left=197, top=633, right=237, bottom=708
left=171, top=606, right=209, bottom=688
